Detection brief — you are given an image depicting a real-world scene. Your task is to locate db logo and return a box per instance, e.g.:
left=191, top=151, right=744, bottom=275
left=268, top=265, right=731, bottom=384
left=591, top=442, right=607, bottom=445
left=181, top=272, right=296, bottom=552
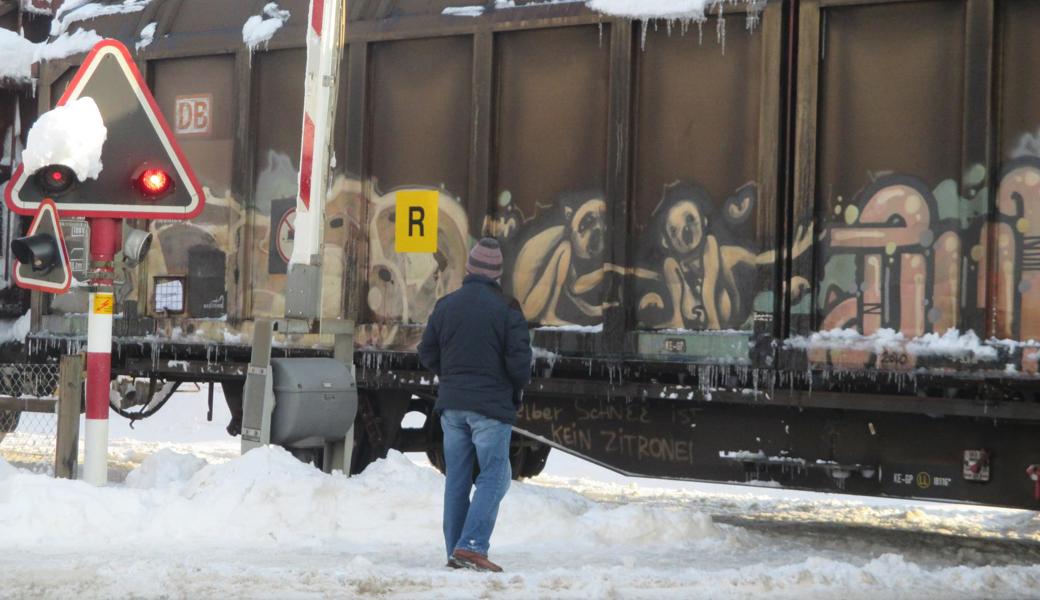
left=174, top=94, right=212, bottom=136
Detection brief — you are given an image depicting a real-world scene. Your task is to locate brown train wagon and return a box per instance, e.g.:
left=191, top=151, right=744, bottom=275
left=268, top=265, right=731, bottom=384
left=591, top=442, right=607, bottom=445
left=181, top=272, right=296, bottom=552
left=7, top=0, right=1040, bottom=507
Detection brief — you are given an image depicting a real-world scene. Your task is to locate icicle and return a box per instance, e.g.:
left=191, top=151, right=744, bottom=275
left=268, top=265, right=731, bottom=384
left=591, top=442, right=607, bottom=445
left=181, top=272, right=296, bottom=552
left=715, top=2, right=726, bottom=55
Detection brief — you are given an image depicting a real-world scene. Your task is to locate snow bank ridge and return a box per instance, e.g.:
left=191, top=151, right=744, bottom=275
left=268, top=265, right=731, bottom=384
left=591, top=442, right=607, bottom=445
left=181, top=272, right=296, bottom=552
left=0, top=447, right=720, bottom=550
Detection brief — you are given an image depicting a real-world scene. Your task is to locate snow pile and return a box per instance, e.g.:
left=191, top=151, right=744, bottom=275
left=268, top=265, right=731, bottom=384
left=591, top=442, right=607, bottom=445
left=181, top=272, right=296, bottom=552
left=0, top=311, right=31, bottom=344
left=123, top=449, right=206, bottom=489
left=908, top=329, right=998, bottom=360
left=51, top=0, right=152, bottom=36
left=136, top=21, right=157, bottom=50
left=587, top=0, right=719, bottom=19
left=0, top=28, right=101, bottom=83
left=242, top=2, right=291, bottom=52
left=443, top=4, right=486, bottom=16
left=442, top=0, right=743, bottom=21
left=536, top=323, right=604, bottom=333
left=785, top=327, right=999, bottom=361
left=21, top=0, right=57, bottom=16
left=22, top=97, right=107, bottom=181
left=4, top=439, right=1040, bottom=597
left=0, top=447, right=720, bottom=551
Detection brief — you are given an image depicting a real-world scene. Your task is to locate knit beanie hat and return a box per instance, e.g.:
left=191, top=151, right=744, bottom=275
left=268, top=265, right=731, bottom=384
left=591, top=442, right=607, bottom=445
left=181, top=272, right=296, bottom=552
left=466, top=237, right=503, bottom=280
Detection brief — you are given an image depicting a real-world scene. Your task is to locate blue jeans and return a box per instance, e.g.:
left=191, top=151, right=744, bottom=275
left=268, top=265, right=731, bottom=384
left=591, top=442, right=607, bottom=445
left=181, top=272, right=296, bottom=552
left=441, top=409, right=513, bottom=558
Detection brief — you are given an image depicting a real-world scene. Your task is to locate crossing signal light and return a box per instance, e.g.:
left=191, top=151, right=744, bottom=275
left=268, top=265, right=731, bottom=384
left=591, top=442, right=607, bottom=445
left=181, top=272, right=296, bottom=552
left=11, top=233, right=59, bottom=272
left=33, top=165, right=77, bottom=196
left=134, top=166, right=173, bottom=199
left=11, top=199, right=71, bottom=293
left=4, top=41, right=205, bottom=219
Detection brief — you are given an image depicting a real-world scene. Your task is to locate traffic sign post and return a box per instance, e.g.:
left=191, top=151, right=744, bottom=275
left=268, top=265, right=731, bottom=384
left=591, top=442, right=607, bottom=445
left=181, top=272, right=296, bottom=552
left=4, top=39, right=206, bottom=486
left=84, top=217, right=118, bottom=486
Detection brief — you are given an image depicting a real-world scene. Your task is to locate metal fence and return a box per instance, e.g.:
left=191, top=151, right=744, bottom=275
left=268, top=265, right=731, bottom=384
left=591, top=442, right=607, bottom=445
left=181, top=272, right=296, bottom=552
left=0, top=363, right=62, bottom=474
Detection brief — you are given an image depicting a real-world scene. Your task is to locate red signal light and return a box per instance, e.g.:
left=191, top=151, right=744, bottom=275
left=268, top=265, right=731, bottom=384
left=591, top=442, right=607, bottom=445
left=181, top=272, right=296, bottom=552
left=33, top=165, right=77, bottom=196
left=134, top=167, right=173, bottom=198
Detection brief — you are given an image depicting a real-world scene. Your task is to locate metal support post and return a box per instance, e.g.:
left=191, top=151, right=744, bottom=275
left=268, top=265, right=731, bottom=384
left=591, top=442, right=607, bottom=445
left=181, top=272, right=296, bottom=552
left=84, top=217, right=119, bottom=485
left=323, top=326, right=355, bottom=475
left=54, top=354, right=85, bottom=480
left=241, top=319, right=277, bottom=454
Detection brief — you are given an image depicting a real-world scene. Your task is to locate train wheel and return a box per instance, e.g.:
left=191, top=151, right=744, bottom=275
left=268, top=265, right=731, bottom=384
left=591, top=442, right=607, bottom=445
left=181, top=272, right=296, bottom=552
left=518, top=442, right=552, bottom=479
left=350, top=390, right=410, bottom=475
left=424, top=421, right=551, bottom=481
left=424, top=411, right=447, bottom=474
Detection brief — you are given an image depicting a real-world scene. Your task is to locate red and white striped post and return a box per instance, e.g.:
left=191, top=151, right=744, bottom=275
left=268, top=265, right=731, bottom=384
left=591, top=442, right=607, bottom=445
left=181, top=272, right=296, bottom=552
left=83, top=217, right=119, bottom=486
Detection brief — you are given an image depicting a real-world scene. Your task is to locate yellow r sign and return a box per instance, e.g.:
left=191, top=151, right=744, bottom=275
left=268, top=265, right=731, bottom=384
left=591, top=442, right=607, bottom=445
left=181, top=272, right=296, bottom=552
left=395, top=190, right=438, bottom=253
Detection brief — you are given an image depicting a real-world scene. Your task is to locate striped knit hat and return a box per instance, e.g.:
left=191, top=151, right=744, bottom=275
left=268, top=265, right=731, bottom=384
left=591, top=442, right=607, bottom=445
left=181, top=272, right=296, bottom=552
left=466, top=237, right=503, bottom=280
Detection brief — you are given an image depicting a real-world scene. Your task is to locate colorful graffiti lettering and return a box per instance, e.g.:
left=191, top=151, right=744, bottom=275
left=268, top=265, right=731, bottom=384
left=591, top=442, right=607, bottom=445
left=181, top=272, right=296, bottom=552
left=814, top=156, right=1040, bottom=344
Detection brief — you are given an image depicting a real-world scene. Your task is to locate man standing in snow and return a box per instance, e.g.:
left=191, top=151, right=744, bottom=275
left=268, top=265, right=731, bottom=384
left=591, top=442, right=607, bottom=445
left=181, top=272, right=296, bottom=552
left=418, top=237, right=532, bottom=572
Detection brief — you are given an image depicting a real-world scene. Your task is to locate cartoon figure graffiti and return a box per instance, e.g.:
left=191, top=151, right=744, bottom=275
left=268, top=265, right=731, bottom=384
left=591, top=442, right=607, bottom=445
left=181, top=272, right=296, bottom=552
left=509, top=190, right=614, bottom=326
left=635, top=182, right=812, bottom=330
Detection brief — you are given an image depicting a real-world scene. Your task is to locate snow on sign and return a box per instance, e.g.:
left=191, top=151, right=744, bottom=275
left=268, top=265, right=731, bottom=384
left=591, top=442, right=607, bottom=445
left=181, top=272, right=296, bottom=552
left=174, top=94, right=212, bottom=136
left=3, top=39, right=205, bottom=219
left=12, top=199, right=72, bottom=294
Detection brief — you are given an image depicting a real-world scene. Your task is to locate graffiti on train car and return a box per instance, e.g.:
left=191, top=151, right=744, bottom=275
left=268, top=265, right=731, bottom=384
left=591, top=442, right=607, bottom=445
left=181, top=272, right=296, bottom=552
left=499, top=190, right=612, bottom=327
left=351, top=161, right=1037, bottom=354
left=630, top=182, right=811, bottom=331
left=807, top=156, right=1040, bottom=368
left=353, top=177, right=805, bottom=348
left=130, top=147, right=1039, bottom=360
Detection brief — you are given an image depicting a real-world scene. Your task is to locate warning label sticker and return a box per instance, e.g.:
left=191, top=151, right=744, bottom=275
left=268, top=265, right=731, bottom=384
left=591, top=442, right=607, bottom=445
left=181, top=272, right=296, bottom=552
left=93, top=293, right=114, bottom=315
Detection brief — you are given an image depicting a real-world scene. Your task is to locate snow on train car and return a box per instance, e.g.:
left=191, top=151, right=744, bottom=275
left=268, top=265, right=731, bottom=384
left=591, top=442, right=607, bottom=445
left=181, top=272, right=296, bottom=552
left=2, top=0, right=1040, bottom=507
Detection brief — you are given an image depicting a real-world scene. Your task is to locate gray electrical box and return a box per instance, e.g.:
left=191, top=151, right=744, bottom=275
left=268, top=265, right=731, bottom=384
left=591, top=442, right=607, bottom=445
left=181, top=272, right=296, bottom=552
left=270, top=358, right=357, bottom=448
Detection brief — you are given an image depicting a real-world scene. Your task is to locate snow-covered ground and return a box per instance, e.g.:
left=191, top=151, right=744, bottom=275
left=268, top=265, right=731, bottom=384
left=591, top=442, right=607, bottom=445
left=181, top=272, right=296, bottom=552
left=2, top=387, right=1040, bottom=599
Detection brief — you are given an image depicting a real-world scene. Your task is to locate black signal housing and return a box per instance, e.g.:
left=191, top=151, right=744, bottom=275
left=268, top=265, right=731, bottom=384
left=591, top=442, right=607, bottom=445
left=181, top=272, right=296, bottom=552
left=32, top=165, right=78, bottom=197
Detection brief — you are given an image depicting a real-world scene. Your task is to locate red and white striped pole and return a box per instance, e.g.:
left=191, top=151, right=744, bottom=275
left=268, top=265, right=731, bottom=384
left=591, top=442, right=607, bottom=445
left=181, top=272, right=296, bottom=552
left=83, top=217, right=119, bottom=486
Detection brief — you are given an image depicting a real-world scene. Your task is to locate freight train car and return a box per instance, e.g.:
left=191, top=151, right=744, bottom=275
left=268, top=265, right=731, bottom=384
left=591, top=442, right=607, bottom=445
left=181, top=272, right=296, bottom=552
left=3, top=0, right=1040, bottom=507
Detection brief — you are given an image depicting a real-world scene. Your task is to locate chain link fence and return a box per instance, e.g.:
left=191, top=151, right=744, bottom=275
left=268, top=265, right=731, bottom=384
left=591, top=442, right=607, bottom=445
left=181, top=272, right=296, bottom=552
left=0, top=363, right=61, bottom=474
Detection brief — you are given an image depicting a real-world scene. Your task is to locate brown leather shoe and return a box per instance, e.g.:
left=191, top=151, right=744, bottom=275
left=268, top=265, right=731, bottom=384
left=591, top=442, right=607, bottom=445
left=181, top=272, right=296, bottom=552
left=450, top=549, right=503, bottom=573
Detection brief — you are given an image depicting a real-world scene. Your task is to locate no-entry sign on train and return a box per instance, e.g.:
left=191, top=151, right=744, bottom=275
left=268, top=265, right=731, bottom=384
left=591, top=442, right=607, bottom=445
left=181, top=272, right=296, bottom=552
left=4, top=40, right=205, bottom=220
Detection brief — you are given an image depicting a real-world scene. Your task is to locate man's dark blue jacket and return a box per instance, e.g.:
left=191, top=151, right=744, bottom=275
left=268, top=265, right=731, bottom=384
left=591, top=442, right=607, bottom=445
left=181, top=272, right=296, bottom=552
left=418, top=274, right=532, bottom=425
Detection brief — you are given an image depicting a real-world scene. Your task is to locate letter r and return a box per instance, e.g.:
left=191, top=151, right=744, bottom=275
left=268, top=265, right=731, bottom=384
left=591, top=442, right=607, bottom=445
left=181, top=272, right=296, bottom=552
left=409, top=206, right=425, bottom=237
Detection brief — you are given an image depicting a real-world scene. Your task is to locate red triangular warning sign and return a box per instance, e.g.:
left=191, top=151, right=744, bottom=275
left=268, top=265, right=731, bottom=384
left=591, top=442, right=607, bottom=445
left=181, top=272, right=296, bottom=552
left=4, top=39, right=205, bottom=219
left=13, top=199, right=72, bottom=294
